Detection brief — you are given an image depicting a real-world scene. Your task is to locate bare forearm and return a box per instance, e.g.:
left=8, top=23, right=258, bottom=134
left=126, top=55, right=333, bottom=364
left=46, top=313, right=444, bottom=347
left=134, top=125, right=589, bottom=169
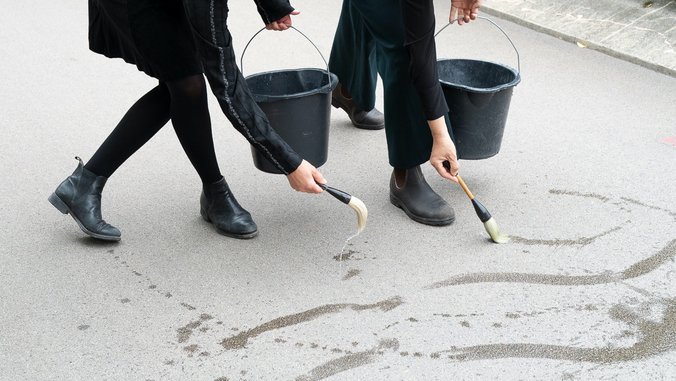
left=428, top=116, right=450, bottom=140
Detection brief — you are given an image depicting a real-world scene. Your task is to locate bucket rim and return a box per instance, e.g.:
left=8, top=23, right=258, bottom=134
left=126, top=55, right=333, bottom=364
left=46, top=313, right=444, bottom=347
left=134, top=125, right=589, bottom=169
left=438, top=58, right=521, bottom=93
left=245, top=67, right=339, bottom=101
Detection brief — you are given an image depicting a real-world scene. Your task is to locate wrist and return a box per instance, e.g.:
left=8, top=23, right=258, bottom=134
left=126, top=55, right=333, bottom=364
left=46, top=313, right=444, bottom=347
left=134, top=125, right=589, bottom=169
left=427, top=117, right=449, bottom=138
left=431, top=128, right=451, bottom=141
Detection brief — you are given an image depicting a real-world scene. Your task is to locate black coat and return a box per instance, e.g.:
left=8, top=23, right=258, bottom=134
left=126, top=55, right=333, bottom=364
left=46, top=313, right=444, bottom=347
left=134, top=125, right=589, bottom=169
left=89, top=0, right=295, bottom=80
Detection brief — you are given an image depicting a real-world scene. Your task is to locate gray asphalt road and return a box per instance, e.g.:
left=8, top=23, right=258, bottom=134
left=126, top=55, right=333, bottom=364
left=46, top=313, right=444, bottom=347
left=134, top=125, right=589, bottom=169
left=1, top=1, right=675, bottom=380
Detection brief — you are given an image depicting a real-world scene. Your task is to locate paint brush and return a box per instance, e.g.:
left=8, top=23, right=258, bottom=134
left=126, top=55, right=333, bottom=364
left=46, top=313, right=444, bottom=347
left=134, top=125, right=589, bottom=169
left=318, top=183, right=368, bottom=233
left=456, top=175, right=509, bottom=244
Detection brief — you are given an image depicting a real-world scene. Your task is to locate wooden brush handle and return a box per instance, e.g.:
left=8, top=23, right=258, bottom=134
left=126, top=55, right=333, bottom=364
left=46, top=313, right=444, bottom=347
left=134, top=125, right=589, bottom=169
left=456, top=175, right=475, bottom=200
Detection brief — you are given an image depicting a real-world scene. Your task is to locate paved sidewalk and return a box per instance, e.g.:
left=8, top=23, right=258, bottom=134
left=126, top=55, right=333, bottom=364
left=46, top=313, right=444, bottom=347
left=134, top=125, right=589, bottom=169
left=483, top=0, right=676, bottom=77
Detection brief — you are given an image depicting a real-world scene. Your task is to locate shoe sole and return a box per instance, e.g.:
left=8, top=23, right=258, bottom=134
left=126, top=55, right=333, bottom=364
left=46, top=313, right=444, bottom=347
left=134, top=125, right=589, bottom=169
left=200, top=209, right=259, bottom=239
left=48, top=193, right=121, bottom=241
left=389, top=194, right=455, bottom=226
left=331, top=99, right=385, bottom=130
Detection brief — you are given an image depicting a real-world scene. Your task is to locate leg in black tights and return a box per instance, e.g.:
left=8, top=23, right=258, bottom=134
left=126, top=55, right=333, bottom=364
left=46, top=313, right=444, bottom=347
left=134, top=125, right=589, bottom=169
left=85, top=84, right=171, bottom=177
left=86, top=75, right=222, bottom=184
left=54, top=74, right=256, bottom=241
left=165, top=75, right=221, bottom=184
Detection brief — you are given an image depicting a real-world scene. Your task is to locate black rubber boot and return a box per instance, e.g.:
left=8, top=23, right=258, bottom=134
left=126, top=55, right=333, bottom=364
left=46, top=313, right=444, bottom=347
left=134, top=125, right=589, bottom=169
left=48, top=157, right=121, bottom=241
left=389, top=166, right=455, bottom=226
left=200, top=177, right=258, bottom=239
left=332, top=83, right=385, bottom=130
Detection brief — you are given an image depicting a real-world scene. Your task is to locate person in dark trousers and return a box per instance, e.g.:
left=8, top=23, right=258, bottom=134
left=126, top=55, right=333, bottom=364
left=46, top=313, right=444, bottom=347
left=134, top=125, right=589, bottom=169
left=49, top=0, right=325, bottom=242
left=328, top=0, right=480, bottom=226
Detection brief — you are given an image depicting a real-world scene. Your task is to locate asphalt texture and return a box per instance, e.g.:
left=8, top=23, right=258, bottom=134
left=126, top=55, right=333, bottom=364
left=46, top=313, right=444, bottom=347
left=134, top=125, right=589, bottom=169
left=1, top=1, right=675, bottom=380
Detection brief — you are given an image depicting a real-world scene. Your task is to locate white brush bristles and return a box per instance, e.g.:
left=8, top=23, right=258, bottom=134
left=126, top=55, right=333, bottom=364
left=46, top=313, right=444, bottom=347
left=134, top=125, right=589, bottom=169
left=484, top=217, right=509, bottom=244
left=348, top=196, right=368, bottom=233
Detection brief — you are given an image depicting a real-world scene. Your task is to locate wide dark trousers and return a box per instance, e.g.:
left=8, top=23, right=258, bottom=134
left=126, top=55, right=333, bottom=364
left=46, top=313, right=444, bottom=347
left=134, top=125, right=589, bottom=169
left=329, top=0, right=453, bottom=169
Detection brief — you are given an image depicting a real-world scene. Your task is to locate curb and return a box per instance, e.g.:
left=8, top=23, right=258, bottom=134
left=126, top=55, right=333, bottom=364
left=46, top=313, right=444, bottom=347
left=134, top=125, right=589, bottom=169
left=482, top=6, right=676, bottom=78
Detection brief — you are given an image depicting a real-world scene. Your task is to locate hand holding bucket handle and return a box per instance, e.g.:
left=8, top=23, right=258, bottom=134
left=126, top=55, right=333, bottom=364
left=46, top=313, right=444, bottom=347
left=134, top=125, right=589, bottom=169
left=449, top=0, right=481, bottom=25
left=436, top=16, right=520, bottom=73
left=265, top=10, right=300, bottom=31
left=240, top=26, right=332, bottom=83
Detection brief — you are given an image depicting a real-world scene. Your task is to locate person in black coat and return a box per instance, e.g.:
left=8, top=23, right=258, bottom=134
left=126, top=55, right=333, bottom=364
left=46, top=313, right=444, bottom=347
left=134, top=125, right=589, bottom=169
left=329, top=0, right=480, bottom=226
left=49, top=0, right=325, bottom=241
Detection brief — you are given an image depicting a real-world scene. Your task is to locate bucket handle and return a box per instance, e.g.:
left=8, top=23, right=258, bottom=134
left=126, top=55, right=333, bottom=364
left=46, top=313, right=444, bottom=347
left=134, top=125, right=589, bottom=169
left=435, top=16, right=520, bottom=73
left=240, top=26, right=331, bottom=83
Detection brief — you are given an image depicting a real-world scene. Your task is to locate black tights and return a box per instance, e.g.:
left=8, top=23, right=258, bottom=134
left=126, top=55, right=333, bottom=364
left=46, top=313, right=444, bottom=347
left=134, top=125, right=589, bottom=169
left=85, top=75, right=222, bottom=184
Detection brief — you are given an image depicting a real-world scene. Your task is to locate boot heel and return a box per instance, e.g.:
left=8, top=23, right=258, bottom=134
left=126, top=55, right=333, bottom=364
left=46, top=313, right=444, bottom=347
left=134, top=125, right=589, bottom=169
left=331, top=98, right=341, bottom=109
left=200, top=208, right=211, bottom=222
left=48, top=193, right=69, bottom=214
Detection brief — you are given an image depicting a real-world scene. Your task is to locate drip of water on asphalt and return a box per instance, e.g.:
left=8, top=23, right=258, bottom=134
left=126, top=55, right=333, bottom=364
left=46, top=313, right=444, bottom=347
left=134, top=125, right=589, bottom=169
left=337, top=232, right=360, bottom=265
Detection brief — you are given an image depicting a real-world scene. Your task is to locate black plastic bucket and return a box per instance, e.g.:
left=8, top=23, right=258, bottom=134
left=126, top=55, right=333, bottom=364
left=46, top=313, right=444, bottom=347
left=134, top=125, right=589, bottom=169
left=241, top=28, right=338, bottom=174
left=436, top=17, right=521, bottom=160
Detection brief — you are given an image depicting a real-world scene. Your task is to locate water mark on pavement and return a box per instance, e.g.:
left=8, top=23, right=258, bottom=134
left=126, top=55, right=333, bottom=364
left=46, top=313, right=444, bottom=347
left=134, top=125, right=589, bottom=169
left=220, top=297, right=403, bottom=350
left=427, top=239, right=676, bottom=288
left=435, top=298, right=676, bottom=363
left=510, top=224, right=624, bottom=247
left=294, top=339, right=399, bottom=381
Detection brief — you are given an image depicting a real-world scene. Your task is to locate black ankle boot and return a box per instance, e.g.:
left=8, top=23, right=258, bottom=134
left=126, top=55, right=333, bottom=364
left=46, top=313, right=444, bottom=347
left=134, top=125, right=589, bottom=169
left=48, top=157, right=121, bottom=241
left=389, top=166, right=455, bottom=226
left=200, top=177, right=258, bottom=239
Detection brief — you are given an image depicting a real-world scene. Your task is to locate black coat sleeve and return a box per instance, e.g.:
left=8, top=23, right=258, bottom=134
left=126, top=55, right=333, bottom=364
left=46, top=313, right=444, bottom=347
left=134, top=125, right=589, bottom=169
left=401, top=0, right=449, bottom=121
left=253, top=0, right=294, bottom=24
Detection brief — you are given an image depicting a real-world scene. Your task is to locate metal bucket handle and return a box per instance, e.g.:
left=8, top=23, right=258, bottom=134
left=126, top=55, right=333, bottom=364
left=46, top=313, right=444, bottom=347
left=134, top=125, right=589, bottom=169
left=435, top=16, right=520, bottom=73
left=240, top=26, right=331, bottom=84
